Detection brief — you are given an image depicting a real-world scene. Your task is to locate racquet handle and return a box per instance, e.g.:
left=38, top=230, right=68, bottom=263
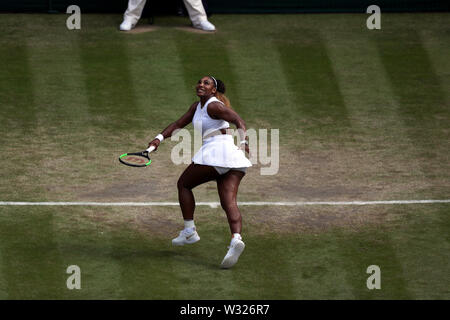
left=146, top=145, right=156, bottom=153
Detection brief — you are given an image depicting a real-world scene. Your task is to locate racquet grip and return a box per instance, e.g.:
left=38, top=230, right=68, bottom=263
left=146, top=145, right=156, bottom=153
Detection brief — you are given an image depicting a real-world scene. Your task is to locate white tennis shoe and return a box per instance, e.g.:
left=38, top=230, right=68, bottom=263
left=172, top=227, right=200, bottom=246
left=119, top=19, right=136, bottom=31
left=193, top=20, right=216, bottom=32
left=221, top=238, right=245, bottom=269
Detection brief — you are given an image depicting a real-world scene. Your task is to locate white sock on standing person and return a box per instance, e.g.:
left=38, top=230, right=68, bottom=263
left=184, top=219, right=195, bottom=231
left=232, top=233, right=242, bottom=242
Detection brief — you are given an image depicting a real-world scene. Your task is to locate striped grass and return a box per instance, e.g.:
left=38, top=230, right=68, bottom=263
left=0, top=13, right=449, bottom=299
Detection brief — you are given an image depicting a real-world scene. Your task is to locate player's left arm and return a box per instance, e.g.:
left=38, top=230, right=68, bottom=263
left=207, top=102, right=249, bottom=152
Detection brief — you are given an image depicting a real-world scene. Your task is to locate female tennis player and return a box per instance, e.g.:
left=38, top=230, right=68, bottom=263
left=148, top=76, right=251, bottom=269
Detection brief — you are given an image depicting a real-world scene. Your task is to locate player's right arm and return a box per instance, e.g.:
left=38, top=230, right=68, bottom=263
left=148, top=102, right=197, bottom=150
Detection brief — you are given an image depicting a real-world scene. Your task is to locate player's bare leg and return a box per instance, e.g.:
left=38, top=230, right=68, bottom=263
left=217, top=170, right=246, bottom=268
left=172, top=163, right=219, bottom=246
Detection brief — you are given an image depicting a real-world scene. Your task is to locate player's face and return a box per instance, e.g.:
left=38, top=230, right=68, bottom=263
left=196, top=76, right=217, bottom=97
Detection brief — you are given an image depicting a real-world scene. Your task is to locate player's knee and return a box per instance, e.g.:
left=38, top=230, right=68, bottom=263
left=220, top=199, right=238, bottom=213
left=177, top=177, right=186, bottom=191
left=177, top=177, right=192, bottom=191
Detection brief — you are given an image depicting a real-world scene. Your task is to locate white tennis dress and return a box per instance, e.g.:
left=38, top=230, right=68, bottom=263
left=191, top=97, right=252, bottom=171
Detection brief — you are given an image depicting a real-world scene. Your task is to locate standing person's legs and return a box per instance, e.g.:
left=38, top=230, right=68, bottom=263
left=121, top=0, right=147, bottom=30
left=182, top=0, right=215, bottom=31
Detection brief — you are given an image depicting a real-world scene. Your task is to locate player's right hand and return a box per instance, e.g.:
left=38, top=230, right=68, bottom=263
left=148, top=139, right=160, bottom=151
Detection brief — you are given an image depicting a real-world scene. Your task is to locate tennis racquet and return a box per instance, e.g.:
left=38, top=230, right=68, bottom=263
left=119, top=146, right=156, bottom=167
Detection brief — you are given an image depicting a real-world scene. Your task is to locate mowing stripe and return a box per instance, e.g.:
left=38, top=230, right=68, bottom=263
left=0, top=248, right=7, bottom=299
left=321, top=30, right=431, bottom=189
left=276, top=29, right=351, bottom=130
left=0, top=43, right=36, bottom=133
left=0, top=200, right=449, bottom=208
left=78, top=32, right=139, bottom=129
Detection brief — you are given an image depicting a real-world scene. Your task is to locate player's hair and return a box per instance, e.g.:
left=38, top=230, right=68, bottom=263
left=211, top=77, right=231, bottom=108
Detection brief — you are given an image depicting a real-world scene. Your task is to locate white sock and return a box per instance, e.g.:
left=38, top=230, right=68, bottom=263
left=232, top=233, right=242, bottom=241
left=184, top=220, right=195, bottom=230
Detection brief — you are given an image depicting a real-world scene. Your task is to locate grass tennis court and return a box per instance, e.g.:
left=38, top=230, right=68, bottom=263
left=0, top=13, right=449, bottom=299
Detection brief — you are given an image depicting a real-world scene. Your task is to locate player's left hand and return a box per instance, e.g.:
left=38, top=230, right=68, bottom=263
left=239, top=142, right=250, bottom=155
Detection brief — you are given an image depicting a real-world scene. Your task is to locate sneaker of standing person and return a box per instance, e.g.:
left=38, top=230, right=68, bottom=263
left=120, top=18, right=137, bottom=31
left=193, top=20, right=216, bottom=32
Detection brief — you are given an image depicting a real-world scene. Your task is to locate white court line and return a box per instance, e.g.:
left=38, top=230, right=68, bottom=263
left=0, top=200, right=449, bottom=209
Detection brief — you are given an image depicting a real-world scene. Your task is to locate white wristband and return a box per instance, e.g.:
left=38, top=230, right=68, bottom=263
left=155, top=134, right=164, bottom=142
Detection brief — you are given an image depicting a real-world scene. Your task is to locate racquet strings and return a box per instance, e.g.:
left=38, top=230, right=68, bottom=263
left=119, top=153, right=151, bottom=166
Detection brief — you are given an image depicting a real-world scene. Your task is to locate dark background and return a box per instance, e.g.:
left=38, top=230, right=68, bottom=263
left=0, top=0, right=448, bottom=13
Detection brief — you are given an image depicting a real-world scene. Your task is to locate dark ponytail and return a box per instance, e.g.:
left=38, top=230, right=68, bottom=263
left=213, top=78, right=231, bottom=108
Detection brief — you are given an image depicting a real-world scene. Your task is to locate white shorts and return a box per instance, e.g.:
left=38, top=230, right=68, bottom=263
left=214, top=166, right=247, bottom=175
